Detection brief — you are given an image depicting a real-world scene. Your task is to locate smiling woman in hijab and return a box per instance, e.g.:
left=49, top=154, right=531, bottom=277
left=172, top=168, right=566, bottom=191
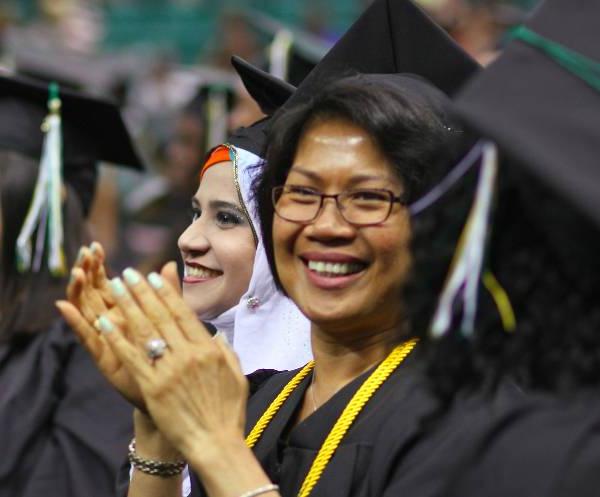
left=0, top=74, right=143, bottom=497
left=66, top=62, right=313, bottom=378
left=60, top=62, right=313, bottom=497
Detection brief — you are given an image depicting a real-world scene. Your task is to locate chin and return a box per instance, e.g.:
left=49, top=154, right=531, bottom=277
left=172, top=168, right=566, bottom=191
left=299, top=298, right=364, bottom=328
left=183, top=292, right=212, bottom=319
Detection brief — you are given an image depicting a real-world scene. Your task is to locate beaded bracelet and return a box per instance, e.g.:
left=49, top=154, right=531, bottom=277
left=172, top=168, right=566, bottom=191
left=238, top=483, right=279, bottom=497
left=128, top=438, right=186, bottom=478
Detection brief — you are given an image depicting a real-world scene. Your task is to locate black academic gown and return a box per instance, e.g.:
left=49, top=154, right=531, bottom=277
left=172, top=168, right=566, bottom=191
left=189, top=353, right=438, bottom=497
left=187, top=358, right=600, bottom=497
left=376, top=382, right=600, bottom=497
left=0, top=319, right=133, bottom=497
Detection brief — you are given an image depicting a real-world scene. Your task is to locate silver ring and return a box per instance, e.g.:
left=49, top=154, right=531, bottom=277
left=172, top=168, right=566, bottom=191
left=145, top=338, right=168, bottom=361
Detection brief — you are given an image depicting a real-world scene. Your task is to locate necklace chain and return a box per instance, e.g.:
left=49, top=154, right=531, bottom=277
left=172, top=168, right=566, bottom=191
left=245, top=338, right=419, bottom=497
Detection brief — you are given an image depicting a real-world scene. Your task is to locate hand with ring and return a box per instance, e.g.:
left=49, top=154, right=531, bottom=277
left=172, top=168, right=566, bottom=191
left=145, top=338, right=168, bottom=361
left=57, top=243, right=180, bottom=412
left=93, top=267, right=250, bottom=460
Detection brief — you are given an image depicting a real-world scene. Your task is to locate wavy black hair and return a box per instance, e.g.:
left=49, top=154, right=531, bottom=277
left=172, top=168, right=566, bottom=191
left=405, top=150, right=600, bottom=401
left=254, top=73, right=463, bottom=292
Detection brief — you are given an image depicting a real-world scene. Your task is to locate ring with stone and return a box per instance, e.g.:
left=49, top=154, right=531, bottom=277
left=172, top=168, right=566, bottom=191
left=145, top=338, right=168, bottom=361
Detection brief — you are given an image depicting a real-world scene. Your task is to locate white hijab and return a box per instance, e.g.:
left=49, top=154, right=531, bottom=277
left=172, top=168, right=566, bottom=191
left=205, top=145, right=312, bottom=374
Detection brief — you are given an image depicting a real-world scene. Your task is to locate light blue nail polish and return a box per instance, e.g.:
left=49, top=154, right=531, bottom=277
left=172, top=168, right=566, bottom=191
left=98, top=315, right=114, bottom=334
left=123, top=268, right=141, bottom=286
left=148, top=272, right=164, bottom=289
left=110, top=277, right=126, bottom=297
left=69, top=269, right=76, bottom=285
left=76, top=247, right=86, bottom=263
left=90, top=242, right=100, bottom=254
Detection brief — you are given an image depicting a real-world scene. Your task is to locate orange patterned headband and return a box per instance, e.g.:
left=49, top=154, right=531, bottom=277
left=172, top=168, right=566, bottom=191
left=199, top=145, right=231, bottom=180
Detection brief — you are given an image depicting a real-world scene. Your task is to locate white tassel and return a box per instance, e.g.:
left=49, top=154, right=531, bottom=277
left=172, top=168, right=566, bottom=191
left=15, top=83, right=66, bottom=276
left=206, top=89, right=229, bottom=149
left=269, top=29, right=294, bottom=81
left=430, top=141, right=499, bottom=338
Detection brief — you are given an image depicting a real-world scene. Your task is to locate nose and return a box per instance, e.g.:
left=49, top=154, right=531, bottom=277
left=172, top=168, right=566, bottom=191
left=178, top=218, right=211, bottom=256
left=305, top=197, right=356, bottom=241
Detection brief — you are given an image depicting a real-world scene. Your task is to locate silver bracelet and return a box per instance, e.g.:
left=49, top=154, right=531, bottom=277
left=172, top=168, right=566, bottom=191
left=128, top=438, right=186, bottom=478
left=238, top=483, right=279, bottom=497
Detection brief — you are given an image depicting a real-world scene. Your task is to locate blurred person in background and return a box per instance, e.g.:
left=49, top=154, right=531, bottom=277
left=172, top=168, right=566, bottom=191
left=120, top=82, right=237, bottom=274
left=0, top=74, right=142, bottom=497
left=392, top=0, right=600, bottom=494
left=416, top=0, right=532, bottom=64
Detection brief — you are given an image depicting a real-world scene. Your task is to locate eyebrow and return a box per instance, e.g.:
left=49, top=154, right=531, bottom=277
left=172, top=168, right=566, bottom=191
left=288, top=166, right=395, bottom=186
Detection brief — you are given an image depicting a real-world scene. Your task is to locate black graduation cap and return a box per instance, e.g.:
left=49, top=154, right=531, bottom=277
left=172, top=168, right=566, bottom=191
left=228, top=0, right=478, bottom=161
left=0, top=73, right=144, bottom=213
left=231, top=55, right=296, bottom=115
left=224, top=55, right=299, bottom=159
left=454, top=0, right=600, bottom=229
left=414, top=0, right=600, bottom=339
left=284, top=0, right=479, bottom=110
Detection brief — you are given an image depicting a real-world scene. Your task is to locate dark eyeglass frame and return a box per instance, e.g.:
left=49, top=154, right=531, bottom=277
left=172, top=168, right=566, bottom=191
left=272, top=185, right=408, bottom=227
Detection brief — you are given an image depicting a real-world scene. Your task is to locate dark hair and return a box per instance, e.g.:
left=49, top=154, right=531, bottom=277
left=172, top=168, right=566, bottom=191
left=405, top=151, right=600, bottom=401
left=0, top=151, right=88, bottom=342
left=255, top=74, right=460, bottom=291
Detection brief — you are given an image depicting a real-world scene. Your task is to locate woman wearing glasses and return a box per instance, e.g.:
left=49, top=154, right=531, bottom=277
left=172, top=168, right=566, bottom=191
left=58, top=73, right=467, bottom=497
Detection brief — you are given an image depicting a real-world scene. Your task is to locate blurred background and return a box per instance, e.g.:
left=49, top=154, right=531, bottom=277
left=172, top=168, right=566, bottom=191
left=0, top=0, right=540, bottom=274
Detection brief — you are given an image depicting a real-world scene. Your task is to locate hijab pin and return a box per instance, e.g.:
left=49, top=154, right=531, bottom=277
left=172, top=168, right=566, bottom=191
left=246, top=296, right=261, bottom=310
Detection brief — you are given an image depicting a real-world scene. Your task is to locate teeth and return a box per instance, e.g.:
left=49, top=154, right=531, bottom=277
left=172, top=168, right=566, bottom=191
left=185, top=265, right=221, bottom=279
left=307, top=260, right=364, bottom=276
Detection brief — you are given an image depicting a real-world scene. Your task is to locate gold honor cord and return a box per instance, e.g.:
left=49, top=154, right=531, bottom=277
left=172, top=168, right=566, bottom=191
left=245, top=338, right=419, bottom=497
left=246, top=361, right=316, bottom=448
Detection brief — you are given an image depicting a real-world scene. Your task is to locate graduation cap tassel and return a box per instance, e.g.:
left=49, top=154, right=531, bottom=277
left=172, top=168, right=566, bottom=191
left=430, top=141, right=498, bottom=339
left=269, top=29, right=294, bottom=81
left=15, top=82, right=67, bottom=276
left=205, top=88, right=229, bottom=149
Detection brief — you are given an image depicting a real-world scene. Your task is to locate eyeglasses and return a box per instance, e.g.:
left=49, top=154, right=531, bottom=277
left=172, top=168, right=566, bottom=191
left=272, top=185, right=408, bottom=226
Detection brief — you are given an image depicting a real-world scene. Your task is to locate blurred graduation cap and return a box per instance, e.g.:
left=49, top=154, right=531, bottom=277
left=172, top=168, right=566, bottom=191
left=184, top=81, right=236, bottom=151
left=229, top=0, right=478, bottom=158
left=284, top=0, right=479, bottom=110
left=10, top=44, right=153, bottom=101
left=231, top=55, right=296, bottom=115
left=124, top=72, right=237, bottom=216
left=221, top=54, right=297, bottom=158
left=415, top=0, right=600, bottom=338
left=240, top=9, right=330, bottom=87
left=455, top=0, right=600, bottom=229
left=0, top=73, right=143, bottom=274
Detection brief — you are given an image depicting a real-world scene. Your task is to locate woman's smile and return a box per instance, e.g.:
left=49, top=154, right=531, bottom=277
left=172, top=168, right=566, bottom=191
left=300, top=252, right=368, bottom=290
left=182, top=262, right=223, bottom=283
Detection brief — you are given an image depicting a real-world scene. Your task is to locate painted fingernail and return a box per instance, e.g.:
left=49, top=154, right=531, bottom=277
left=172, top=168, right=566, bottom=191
left=90, top=241, right=100, bottom=254
left=148, top=272, right=163, bottom=289
left=76, top=247, right=86, bottom=263
left=69, top=269, right=76, bottom=285
left=123, top=268, right=141, bottom=286
left=110, top=277, right=126, bottom=297
left=98, top=315, right=114, bottom=334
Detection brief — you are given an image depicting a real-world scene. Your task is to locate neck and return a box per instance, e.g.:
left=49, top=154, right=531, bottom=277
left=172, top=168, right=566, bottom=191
left=309, top=322, right=402, bottom=404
